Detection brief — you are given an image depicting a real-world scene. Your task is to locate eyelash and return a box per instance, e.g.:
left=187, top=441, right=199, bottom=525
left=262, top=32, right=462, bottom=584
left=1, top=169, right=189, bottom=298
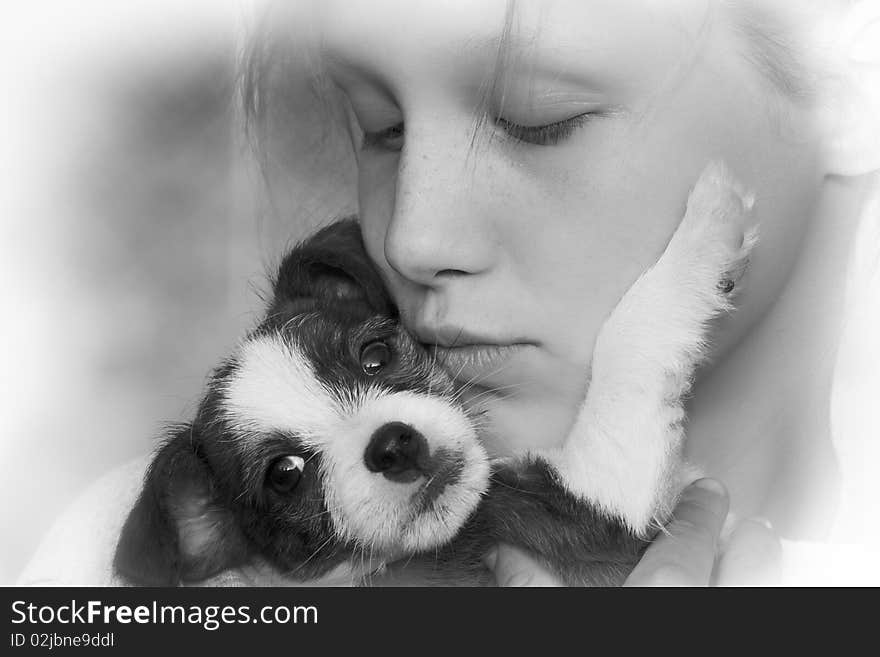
left=361, top=123, right=404, bottom=151
left=495, top=113, right=594, bottom=146
left=360, top=113, right=593, bottom=151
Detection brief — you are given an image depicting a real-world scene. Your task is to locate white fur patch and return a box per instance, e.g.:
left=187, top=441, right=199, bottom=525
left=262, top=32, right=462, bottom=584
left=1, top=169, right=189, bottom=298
left=222, top=334, right=343, bottom=442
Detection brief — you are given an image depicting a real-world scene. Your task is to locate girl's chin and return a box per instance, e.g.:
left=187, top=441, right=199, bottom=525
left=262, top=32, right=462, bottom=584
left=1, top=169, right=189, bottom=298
left=474, top=388, right=585, bottom=457
left=456, top=346, right=590, bottom=456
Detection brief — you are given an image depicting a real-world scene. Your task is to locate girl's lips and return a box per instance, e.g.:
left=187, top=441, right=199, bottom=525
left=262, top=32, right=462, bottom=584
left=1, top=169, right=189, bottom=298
left=428, top=343, right=532, bottom=390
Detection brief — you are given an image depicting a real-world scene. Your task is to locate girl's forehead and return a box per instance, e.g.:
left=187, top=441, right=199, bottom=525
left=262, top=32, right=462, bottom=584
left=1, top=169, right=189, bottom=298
left=311, top=0, right=720, bottom=90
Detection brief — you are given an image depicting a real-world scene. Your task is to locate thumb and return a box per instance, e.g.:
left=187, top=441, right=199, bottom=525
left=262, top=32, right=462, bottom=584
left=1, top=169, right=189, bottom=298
left=483, top=543, right=563, bottom=587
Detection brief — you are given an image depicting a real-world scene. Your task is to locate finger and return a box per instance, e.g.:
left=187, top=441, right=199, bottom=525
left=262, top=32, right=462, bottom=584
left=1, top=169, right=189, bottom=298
left=713, top=518, right=782, bottom=586
left=484, top=543, right=564, bottom=587
left=624, top=478, right=730, bottom=587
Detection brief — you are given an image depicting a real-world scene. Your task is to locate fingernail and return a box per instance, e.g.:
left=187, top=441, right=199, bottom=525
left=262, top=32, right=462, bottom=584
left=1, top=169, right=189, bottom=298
left=751, top=516, right=774, bottom=531
left=691, top=477, right=727, bottom=497
left=482, top=547, right=498, bottom=571
left=504, top=571, right=534, bottom=588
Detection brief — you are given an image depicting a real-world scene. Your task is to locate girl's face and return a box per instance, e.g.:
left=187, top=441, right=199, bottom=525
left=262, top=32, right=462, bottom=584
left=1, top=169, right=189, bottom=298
left=311, top=0, right=826, bottom=454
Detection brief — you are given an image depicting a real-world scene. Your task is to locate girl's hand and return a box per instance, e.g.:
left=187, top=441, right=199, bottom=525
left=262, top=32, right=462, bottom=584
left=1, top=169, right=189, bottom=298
left=483, top=478, right=782, bottom=587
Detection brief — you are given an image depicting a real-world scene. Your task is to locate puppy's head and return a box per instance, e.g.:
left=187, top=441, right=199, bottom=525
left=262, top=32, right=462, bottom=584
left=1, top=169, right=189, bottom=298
left=114, top=218, right=490, bottom=586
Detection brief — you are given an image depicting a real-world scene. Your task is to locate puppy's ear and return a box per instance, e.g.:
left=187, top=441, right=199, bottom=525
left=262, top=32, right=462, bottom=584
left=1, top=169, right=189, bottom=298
left=272, top=217, right=394, bottom=316
left=113, top=426, right=248, bottom=586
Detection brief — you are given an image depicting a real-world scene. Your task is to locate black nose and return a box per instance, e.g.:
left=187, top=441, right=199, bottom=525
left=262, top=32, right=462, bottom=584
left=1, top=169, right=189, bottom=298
left=364, top=422, right=427, bottom=483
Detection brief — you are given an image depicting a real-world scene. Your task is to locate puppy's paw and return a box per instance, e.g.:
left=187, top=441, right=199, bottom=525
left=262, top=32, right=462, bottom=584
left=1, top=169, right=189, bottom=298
left=664, top=161, right=758, bottom=304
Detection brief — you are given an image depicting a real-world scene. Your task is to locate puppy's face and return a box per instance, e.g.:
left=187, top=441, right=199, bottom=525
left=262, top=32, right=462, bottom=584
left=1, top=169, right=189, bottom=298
left=114, top=219, right=490, bottom=586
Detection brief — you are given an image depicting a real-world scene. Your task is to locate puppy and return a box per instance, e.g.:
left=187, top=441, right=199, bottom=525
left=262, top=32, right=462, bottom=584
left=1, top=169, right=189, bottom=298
left=114, top=162, right=756, bottom=586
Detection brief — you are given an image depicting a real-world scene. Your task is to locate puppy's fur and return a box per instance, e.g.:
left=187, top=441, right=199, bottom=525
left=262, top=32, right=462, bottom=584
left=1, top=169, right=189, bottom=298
left=114, top=162, right=756, bottom=586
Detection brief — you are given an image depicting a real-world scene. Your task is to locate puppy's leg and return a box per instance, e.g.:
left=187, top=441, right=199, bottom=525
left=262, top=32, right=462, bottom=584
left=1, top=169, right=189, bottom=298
left=536, top=161, right=757, bottom=536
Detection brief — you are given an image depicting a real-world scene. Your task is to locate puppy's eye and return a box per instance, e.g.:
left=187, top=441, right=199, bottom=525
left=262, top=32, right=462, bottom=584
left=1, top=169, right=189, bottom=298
left=360, top=341, right=392, bottom=376
left=267, top=455, right=305, bottom=494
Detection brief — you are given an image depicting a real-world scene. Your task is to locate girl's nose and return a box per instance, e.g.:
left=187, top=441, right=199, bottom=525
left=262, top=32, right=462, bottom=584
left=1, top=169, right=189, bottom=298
left=382, top=127, right=496, bottom=287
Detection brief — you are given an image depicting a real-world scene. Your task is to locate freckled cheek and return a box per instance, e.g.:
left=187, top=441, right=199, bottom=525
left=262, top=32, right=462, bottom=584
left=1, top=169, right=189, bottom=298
left=507, top=162, right=688, bottom=366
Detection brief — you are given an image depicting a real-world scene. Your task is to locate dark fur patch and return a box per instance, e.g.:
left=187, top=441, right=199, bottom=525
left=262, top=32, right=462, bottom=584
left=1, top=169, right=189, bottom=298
left=400, top=459, right=650, bottom=586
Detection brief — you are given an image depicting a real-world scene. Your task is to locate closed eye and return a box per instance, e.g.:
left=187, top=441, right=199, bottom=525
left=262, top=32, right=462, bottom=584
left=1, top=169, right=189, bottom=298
left=495, top=113, right=595, bottom=146
left=361, top=112, right=596, bottom=152
left=362, top=122, right=405, bottom=152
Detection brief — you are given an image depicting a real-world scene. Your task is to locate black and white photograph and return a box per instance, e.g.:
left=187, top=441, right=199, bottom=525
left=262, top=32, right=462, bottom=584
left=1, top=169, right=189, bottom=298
left=3, top=0, right=880, bottom=604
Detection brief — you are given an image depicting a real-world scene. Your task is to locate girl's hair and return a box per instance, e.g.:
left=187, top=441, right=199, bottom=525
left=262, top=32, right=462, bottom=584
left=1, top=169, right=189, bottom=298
left=723, top=0, right=821, bottom=103
left=724, top=0, right=861, bottom=105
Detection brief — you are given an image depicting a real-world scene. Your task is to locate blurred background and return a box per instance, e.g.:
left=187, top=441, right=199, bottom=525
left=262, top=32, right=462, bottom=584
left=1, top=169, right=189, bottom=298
left=0, top=0, right=355, bottom=583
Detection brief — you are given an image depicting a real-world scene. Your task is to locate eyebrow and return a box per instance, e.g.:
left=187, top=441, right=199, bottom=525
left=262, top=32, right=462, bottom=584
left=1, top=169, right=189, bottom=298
left=463, top=40, right=612, bottom=117
left=457, top=31, right=535, bottom=61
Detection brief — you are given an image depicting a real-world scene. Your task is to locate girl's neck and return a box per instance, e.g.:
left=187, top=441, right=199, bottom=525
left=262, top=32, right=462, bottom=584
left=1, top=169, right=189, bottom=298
left=685, top=173, right=871, bottom=540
